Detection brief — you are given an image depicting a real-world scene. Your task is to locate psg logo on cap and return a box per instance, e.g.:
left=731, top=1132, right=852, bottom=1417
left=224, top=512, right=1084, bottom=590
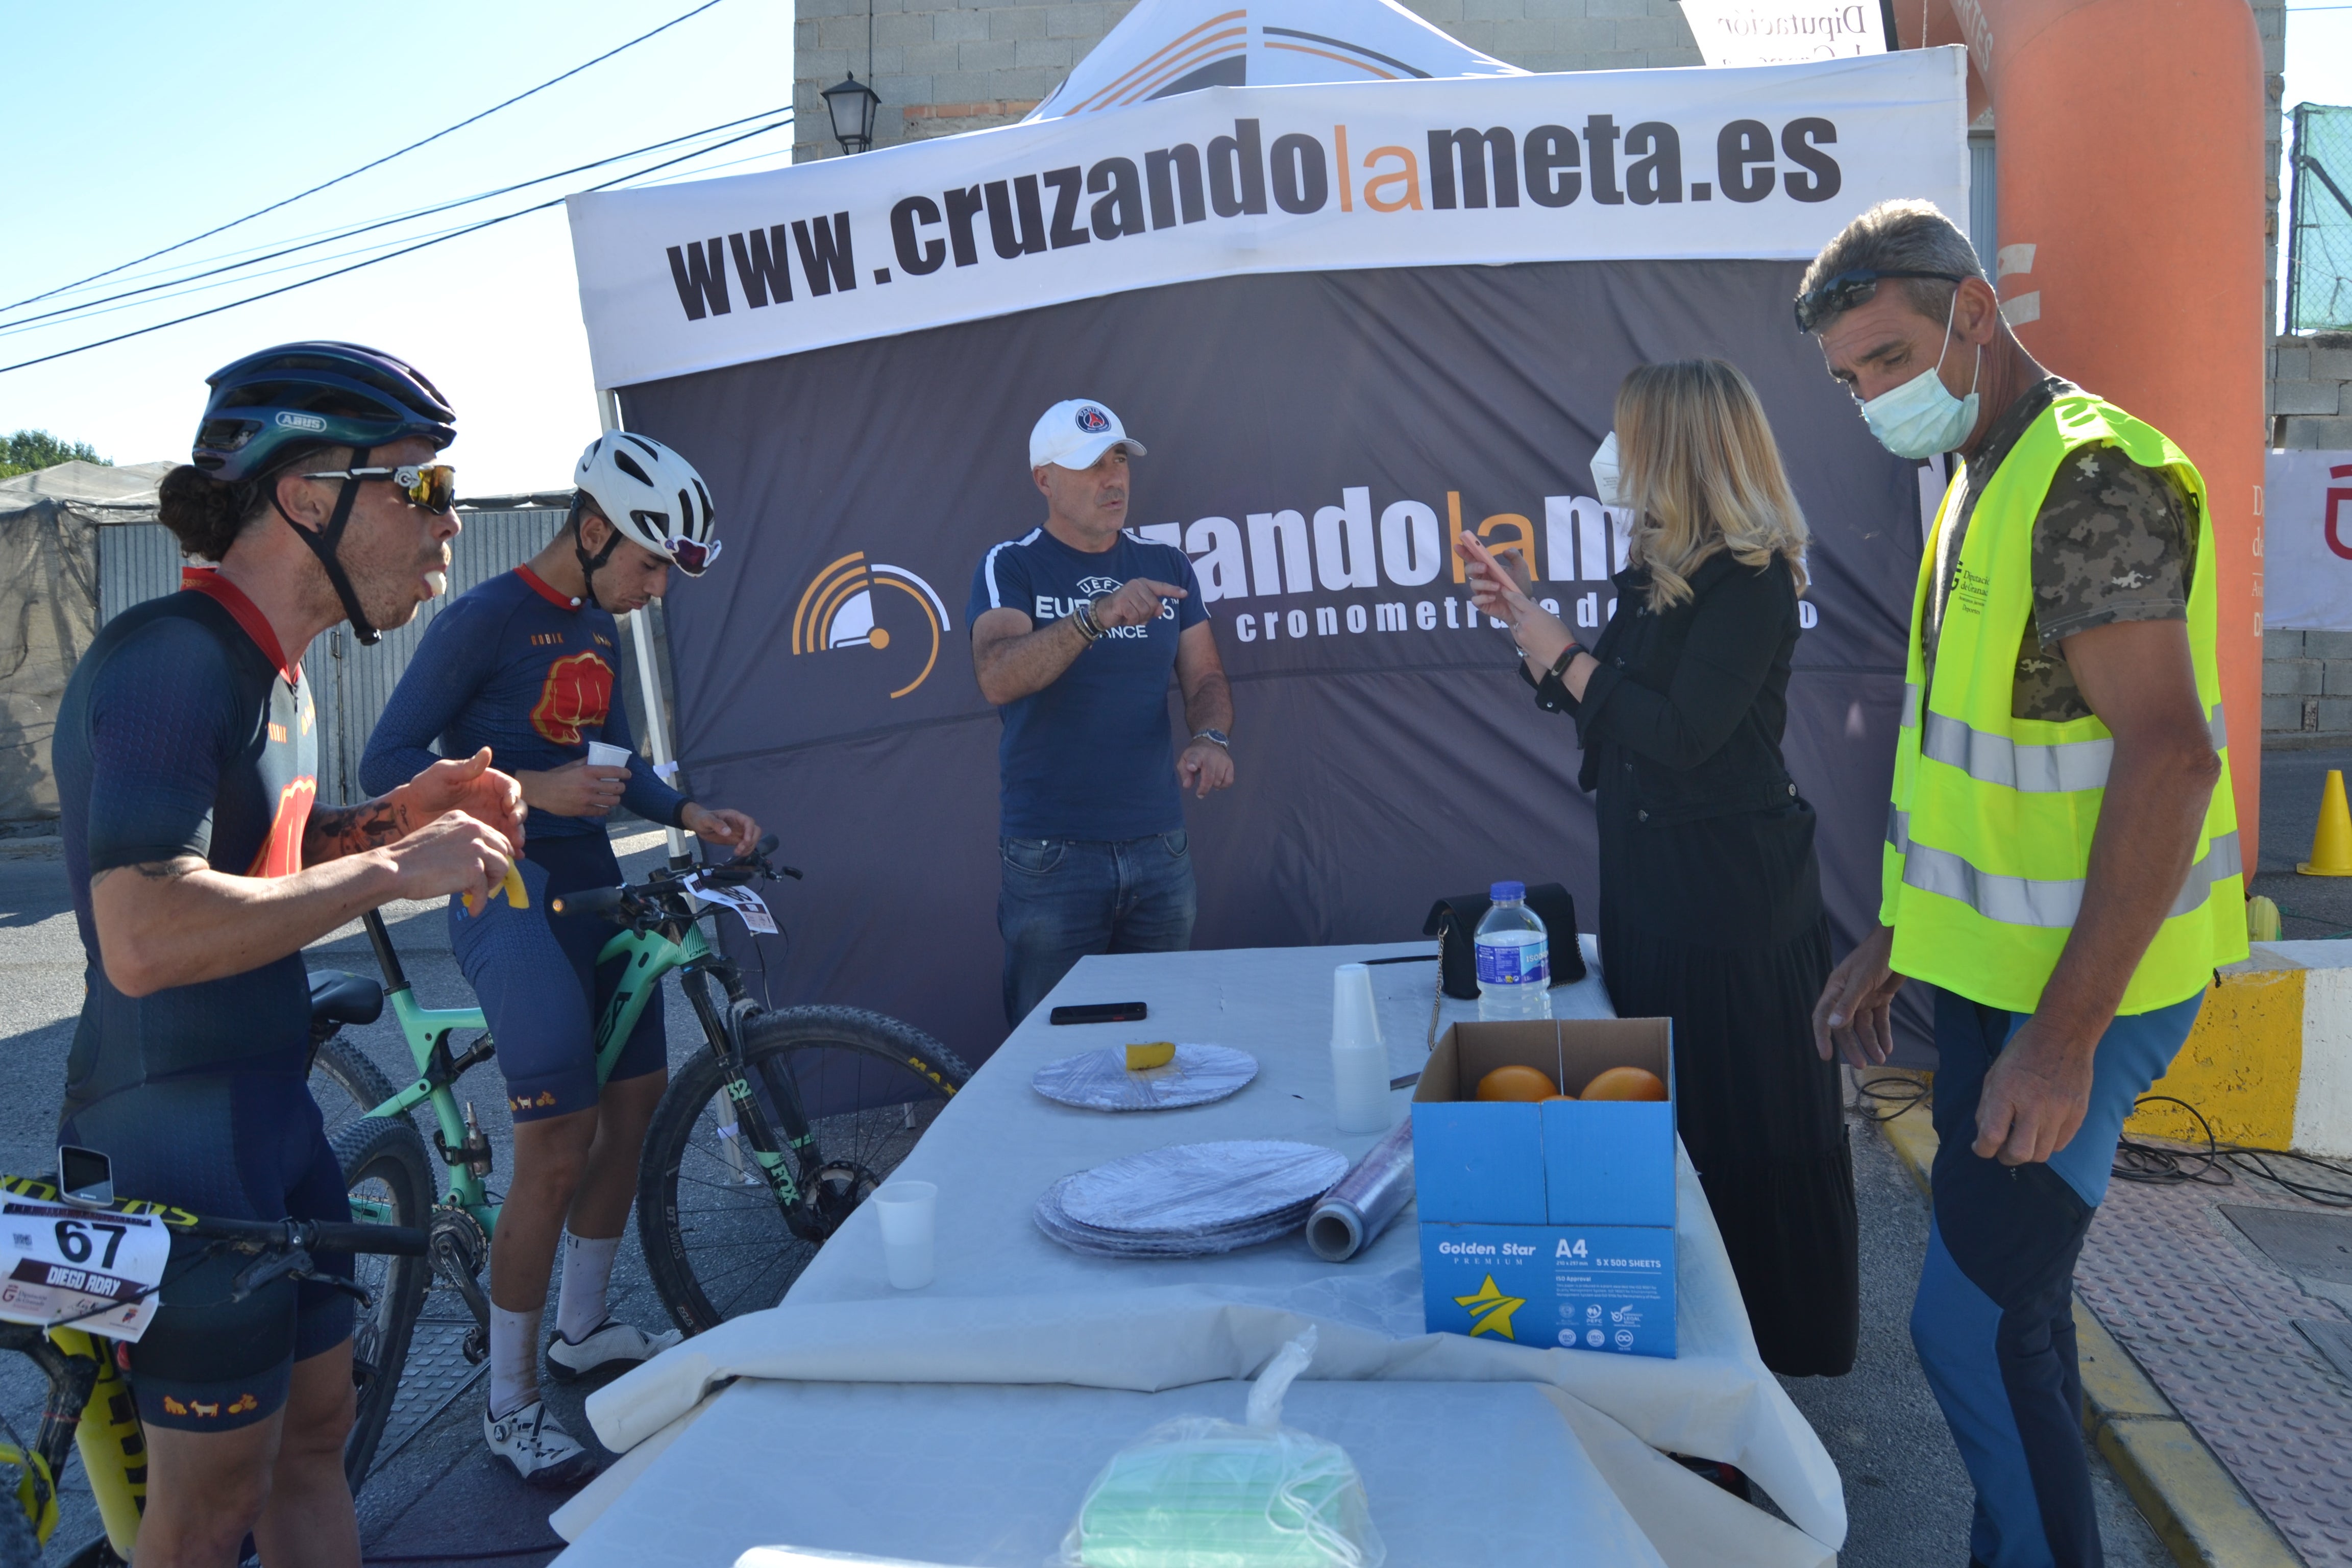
left=1075, top=406, right=1111, bottom=433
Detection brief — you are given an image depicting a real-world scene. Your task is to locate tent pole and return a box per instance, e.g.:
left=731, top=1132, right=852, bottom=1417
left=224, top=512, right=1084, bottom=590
left=599, top=388, right=693, bottom=868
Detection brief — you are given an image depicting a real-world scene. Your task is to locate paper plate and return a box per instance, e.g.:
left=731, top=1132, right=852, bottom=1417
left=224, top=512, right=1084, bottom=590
left=1031, top=1044, right=1259, bottom=1112
left=1058, top=1140, right=1350, bottom=1235
left=1034, top=1175, right=1314, bottom=1258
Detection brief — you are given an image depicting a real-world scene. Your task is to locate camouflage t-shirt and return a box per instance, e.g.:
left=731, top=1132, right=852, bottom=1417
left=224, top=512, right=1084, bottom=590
left=1923, top=377, right=2195, bottom=723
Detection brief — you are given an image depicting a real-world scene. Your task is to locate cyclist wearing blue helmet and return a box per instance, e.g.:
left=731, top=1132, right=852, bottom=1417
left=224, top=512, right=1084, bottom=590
left=52, top=342, right=525, bottom=1565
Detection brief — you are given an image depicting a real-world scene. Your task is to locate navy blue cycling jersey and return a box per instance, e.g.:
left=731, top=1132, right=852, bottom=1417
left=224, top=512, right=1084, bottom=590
left=54, top=573, right=319, bottom=1110
left=361, top=566, right=686, bottom=840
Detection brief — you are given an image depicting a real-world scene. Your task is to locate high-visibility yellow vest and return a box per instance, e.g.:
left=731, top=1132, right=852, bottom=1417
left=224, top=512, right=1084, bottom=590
left=1881, top=393, right=2247, bottom=1016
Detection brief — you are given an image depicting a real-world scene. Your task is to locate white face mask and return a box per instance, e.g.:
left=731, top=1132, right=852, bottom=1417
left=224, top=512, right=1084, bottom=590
left=1589, top=431, right=1624, bottom=506
left=1857, top=291, right=1982, bottom=460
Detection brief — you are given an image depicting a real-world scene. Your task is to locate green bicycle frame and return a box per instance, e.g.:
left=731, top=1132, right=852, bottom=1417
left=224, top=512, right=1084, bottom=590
left=353, top=912, right=719, bottom=1235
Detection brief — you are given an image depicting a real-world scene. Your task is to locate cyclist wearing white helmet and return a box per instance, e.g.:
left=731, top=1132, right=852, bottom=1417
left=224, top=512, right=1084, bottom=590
left=362, top=431, right=756, bottom=1488
left=571, top=430, right=722, bottom=607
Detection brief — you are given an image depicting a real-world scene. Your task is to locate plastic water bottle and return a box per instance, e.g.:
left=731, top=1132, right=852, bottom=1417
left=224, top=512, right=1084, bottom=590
left=1476, top=881, right=1552, bottom=1021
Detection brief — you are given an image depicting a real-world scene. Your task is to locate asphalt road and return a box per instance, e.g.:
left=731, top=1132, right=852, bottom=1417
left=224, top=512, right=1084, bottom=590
left=2252, top=741, right=2352, bottom=940
left=0, top=827, right=2194, bottom=1566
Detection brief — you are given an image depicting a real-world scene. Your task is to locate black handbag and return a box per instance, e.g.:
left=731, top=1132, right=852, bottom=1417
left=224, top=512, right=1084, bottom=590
left=1422, top=884, right=1586, bottom=1000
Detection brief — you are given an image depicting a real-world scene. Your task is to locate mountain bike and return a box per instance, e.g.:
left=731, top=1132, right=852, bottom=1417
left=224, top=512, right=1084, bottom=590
left=304, top=836, right=973, bottom=1342
left=0, top=1160, right=427, bottom=1568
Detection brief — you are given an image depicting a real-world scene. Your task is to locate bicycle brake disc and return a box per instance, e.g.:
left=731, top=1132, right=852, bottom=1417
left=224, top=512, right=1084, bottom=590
left=802, top=1161, right=879, bottom=1238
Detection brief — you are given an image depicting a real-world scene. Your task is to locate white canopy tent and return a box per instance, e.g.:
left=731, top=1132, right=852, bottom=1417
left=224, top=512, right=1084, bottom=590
left=1023, top=0, right=1523, bottom=122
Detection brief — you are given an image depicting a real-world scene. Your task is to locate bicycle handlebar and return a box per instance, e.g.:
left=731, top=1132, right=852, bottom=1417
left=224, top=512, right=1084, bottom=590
left=550, top=836, right=800, bottom=926
left=183, top=1214, right=428, bottom=1257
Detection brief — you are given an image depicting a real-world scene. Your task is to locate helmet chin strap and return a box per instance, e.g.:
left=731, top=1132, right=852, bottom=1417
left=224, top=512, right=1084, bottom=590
left=274, top=445, right=382, bottom=646
left=573, top=502, right=622, bottom=611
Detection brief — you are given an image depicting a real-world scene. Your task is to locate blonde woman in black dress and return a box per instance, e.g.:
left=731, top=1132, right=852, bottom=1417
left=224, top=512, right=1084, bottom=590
left=1459, top=358, right=1857, bottom=1377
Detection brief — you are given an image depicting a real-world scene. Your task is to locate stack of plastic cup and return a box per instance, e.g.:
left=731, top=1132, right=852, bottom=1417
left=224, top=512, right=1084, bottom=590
left=1330, top=963, right=1391, bottom=1133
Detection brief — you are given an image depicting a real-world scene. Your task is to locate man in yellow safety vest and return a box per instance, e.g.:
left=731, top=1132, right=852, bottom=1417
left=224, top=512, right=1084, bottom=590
left=1801, top=200, right=2246, bottom=1568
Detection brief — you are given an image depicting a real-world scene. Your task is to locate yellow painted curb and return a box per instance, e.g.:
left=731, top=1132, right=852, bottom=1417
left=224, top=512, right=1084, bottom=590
left=1864, top=1089, right=2302, bottom=1568
left=2128, top=964, right=2304, bottom=1150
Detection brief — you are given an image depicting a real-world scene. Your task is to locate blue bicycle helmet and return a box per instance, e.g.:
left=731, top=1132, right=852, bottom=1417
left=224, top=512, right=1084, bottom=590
left=193, top=340, right=455, bottom=482
left=191, top=341, right=456, bottom=644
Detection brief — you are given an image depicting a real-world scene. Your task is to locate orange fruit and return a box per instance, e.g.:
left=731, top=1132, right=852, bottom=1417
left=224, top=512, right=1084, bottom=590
left=1542, top=1093, right=1577, bottom=1102
left=1475, top=1064, right=1559, bottom=1102
left=1580, top=1066, right=1668, bottom=1102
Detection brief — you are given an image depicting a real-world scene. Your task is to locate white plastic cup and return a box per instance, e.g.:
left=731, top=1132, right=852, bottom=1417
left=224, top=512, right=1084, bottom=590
left=1331, top=963, right=1381, bottom=1050
left=1332, top=1040, right=1391, bottom=1133
left=874, top=1181, right=937, bottom=1289
left=585, top=741, right=630, bottom=768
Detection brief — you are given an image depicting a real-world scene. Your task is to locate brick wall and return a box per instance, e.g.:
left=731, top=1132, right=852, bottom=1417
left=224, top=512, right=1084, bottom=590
left=2264, top=630, right=2352, bottom=737
left=792, top=0, right=1701, bottom=161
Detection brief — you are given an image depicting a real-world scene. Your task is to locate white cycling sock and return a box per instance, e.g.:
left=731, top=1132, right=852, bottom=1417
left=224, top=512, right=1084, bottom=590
left=555, top=1231, right=621, bottom=1344
left=488, top=1305, right=542, bottom=1420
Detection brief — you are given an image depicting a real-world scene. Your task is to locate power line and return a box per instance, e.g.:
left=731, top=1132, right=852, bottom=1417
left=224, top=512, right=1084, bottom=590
left=1, top=0, right=731, bottom=316
left=0, top=113, right=792, bottom=378
left=0, top=106, right=791, bottom=335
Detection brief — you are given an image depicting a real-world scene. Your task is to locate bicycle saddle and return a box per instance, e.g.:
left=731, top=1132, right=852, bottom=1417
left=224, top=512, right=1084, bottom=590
left=308, top=969, right=385, bottom=1028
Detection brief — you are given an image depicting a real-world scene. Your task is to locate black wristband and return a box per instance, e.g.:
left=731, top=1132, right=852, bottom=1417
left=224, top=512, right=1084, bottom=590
left=1547, top=643, right=1584, bottom=681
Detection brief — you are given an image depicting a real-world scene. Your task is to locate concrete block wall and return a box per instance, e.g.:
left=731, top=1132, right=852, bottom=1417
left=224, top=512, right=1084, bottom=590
left=2264, top=628, right=2352, bottom=736
left=2272, top=335, right=2352, bottom=450
left=793, top=0, right=1701, bottom=160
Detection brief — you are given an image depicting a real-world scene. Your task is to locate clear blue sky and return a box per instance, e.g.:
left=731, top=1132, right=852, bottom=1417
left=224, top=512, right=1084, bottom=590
left=0, top=1, right=796, bottom=493
left=1, top=4, right=2342, bottom=492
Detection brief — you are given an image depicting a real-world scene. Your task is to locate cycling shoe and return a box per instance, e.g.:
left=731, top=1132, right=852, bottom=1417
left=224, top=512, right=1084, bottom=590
left=484, top=1398, right=600, bottom=1489
left=546, top=1317, right=684, bottom=1382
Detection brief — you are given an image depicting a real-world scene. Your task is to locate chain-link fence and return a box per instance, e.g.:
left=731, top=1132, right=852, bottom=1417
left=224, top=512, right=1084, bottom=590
left=2288, top=102, right=2352, bottom=333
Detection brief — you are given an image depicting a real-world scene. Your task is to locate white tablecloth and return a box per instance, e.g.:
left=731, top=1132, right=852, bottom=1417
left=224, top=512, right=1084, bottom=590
left=555, top=940, right=1844, bottom=1565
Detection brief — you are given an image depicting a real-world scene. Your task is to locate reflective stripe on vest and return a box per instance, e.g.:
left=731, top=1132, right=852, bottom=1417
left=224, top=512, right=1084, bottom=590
left=1912, top=696, right=2231, bottom=794
left=1888, top=805, right=2243, bottom=927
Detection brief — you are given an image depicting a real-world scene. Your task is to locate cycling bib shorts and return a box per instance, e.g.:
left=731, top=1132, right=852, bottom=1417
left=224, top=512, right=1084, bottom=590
left=451, top=834, right=667, bottom=1122
left=60, top=1073, right=353, bottom=1433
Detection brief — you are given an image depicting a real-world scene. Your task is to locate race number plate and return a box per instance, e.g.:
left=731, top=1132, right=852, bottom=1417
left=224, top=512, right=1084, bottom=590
left=0, top=1199, right=169, bottom=1342
left=683, top=874, right=778, bottom=935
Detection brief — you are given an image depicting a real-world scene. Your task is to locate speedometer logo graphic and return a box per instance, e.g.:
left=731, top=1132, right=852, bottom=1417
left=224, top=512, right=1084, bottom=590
left=791, top=551, right=953, bottom=698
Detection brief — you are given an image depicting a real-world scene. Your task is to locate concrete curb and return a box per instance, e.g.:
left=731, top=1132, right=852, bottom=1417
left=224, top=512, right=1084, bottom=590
left=1859, top=1070, right=2304, bottom=1568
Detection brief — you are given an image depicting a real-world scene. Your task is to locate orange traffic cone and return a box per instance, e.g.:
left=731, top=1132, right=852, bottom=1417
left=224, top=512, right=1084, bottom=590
left=2299, top=769, right=2352, bottom=877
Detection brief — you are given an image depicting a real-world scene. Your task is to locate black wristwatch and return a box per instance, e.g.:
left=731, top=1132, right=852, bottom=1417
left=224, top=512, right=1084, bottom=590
left=1191, top=729, right=1230, bottom=749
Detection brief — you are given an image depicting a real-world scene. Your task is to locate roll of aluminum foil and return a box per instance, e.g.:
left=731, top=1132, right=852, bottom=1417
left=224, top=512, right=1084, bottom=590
left=1305, top=1118, right=1415, bottom=1263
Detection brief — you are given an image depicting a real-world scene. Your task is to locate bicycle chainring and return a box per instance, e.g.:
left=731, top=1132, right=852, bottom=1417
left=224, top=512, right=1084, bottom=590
left=427, top=1207, right=493, bottom=1360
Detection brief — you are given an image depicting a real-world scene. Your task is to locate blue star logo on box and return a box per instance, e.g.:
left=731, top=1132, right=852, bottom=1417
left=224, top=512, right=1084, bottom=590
left=1075, top=405, right=1110, bottom=433
left=1453, top=1275, right=1525, bottom=1340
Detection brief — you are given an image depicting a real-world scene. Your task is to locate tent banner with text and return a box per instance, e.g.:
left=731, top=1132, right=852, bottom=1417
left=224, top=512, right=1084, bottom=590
left=569, top=51, right=1970, bottom=387
left=573, top=51, right=1968, bottom=1065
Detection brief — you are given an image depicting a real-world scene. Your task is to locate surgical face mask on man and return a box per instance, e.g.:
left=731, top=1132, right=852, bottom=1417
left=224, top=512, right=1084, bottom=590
left=1857, top=290, right=1982, bottom=460
left=1589, top=431, right=1625, bottom=506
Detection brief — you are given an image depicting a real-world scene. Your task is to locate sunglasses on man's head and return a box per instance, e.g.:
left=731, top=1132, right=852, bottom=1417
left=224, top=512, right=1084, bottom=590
left=301, top=463, right=457, bottom=514
left=1793, top=269, right=1970, bottom=333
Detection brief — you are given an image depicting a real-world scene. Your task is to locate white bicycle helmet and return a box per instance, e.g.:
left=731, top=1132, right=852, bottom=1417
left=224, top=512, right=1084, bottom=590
left=572, top=432, right=721, bottom=588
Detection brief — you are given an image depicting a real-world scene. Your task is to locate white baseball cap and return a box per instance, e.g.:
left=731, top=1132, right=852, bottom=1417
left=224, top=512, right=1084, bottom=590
left=1030, top=399, right=1147, bottom=471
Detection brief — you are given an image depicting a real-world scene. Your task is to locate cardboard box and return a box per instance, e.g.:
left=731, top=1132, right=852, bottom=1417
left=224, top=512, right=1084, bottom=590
left=1411, top=1018, right=1677, bottom=1358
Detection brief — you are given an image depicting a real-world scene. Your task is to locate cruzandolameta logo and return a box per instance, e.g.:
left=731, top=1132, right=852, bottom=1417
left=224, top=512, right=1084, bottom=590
left=792, top=550, right=953, bottom=698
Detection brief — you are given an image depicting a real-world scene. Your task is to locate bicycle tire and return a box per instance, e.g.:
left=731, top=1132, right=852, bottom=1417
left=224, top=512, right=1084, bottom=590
left=329, top=1114, right=433, bottom=1492
left=638, top=1006, right=971, bottom=1334
left=308, top=1036, right=418, bottom=1148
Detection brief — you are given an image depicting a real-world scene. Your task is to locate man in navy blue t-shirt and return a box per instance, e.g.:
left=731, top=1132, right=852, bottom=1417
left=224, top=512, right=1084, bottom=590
left=966, top=400, right=1235, bottom=1024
